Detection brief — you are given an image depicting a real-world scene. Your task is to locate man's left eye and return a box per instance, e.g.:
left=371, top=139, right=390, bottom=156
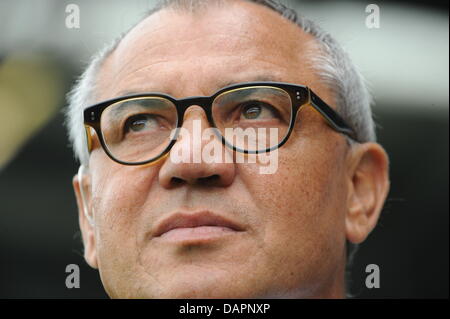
left=124, top=114, right=159, bottom=133
left=240, top=102, right=277, bottom=120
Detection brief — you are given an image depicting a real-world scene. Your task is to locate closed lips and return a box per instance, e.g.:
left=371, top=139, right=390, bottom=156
left=153, top=211, right=244, bottom=238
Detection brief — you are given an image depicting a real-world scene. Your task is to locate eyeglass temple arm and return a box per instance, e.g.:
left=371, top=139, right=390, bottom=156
left=84, top=125, right=93, bottom=152
left=308, top=90, right=357, bottom=141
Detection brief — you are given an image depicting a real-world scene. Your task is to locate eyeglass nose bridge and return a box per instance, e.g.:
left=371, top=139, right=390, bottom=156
left=176, top=95, right=217, bottom=129
left=170, top=95, right=226, bottom=150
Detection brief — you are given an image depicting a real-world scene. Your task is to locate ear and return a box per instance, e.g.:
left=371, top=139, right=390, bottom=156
left=345, top=142, right=390, bottom=244
left=73, top=170, right=98, bottom=269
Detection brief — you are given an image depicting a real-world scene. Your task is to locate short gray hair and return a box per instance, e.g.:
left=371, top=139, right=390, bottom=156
left=66, top=0, right=376, bottom=166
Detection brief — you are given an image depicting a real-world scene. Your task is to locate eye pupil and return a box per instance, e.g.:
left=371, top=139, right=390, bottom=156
left=243, top=104, right=262, bottom=119
left=132, top=119, right=146, bottom=131
left=126, top=114, right=153, bottom=133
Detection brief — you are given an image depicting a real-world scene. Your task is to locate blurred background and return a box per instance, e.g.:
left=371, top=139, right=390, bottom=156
left=0, top=0, right=448, bottom=298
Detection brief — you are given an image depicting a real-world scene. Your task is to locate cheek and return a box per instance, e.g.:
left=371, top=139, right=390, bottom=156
left=246, top=138, right=346, bottom=224
left=89, top=157, right=160, bottom=251
left=89, top=159, right=162, bottom=296
left=239, top=137, right=348, bottom=274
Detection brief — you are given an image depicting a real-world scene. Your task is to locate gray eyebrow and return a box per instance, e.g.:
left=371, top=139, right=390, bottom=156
left=115, top=90, right=160, bottom=97
left=106, top=98, right=171, bottom=121
left=218, top=75, right=285, bottom=89
left=216, top=86, right=289, bottom=107
left=112, top=75, right=285, bottom=98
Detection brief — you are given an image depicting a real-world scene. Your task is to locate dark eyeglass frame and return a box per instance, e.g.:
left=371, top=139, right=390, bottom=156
left=83, top=81, right=357, bottom=166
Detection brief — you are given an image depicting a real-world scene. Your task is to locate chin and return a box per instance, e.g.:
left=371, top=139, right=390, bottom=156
left=123, top=271, right=264, bottom=299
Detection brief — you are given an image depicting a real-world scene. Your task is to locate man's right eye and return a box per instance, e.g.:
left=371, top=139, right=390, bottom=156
left=123, top=114, right=159, bottom=133
left=240, top=101, right=278, bottom=120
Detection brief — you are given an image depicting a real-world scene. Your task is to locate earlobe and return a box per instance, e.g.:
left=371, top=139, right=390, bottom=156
left=77, top=165, right=95, bottom=226
left=345, top=142, right=390, bottom=244
left=73, top=167, right=98, bottom=269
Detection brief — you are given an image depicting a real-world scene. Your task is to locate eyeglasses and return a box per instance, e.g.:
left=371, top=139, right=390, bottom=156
left=83, top=81, right=356, bottom=165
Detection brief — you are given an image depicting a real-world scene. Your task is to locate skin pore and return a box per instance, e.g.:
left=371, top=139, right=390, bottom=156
left=73, top=0, right=389, bottom=298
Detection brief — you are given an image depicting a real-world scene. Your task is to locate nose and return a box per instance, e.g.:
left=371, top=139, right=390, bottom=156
left=158, top=107, right=236, bottom=188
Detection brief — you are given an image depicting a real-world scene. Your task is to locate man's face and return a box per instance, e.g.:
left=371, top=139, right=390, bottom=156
left=83, top=1, right=353, bottom=298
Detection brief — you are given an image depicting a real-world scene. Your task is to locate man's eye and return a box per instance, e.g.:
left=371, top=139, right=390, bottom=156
left=124, top=114, right=158, bottom=133
left=240, top=101, right=278, bottom=120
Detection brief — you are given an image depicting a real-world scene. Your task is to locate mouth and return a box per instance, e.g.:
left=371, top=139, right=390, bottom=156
left=153, top=211, right=245, bottom=243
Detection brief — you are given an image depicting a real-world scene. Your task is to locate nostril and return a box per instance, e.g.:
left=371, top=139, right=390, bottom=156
left=169, top=174, right=220, bottom=186
left=167, top=174, right=227, bottom=188
left=171, top=177, right=184, bottom=185
left=198, top=174, right=220, bottom=184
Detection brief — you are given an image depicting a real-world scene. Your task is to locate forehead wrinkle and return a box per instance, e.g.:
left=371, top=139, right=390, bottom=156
left=103, top=50, right=294, bottom=98
left=112, top=29, right=277, bottom=78
left=118, top=68, right=290, bottom=99
left=103, top=34, right=275, bottom=99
